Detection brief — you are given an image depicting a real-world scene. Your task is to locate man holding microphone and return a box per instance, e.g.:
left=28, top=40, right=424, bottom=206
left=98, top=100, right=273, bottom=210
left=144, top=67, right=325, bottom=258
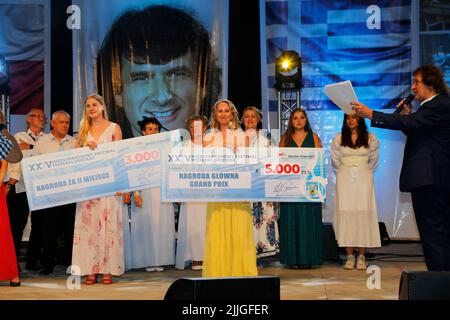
left=353, top=65, right=450, bottom=271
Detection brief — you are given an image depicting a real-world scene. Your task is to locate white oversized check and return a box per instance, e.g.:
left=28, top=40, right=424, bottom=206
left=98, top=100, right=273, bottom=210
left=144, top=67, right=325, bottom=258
left=21, top=130, right=181, bottom=210
left=161, top=147, right=326, bottom=202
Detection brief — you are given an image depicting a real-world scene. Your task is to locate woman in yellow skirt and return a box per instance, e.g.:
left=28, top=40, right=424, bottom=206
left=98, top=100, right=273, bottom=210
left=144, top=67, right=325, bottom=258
left=202, top=99, right=258, bottom=277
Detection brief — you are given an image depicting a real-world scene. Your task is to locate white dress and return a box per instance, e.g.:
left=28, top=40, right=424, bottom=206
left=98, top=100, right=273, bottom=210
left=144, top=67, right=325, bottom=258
left=331, top=133, right=381, bottom=248
left=72, top=123, right=124, bottom=276
left=175, top=140, right=207, bottom=270
left=122, top=187, right=175, bottom=270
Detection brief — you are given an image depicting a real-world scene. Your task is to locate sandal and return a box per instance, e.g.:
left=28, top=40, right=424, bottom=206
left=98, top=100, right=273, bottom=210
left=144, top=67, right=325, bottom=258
left=102, top=275, right=112, bottom=285
left=85, top=274, right=97, bottom=285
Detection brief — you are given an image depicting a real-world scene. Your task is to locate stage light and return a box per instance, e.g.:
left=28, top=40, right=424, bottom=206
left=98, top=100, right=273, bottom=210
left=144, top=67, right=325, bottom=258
left=275, top=50, right=302, bottom=90
left=281, top=59, right=290, bottom=70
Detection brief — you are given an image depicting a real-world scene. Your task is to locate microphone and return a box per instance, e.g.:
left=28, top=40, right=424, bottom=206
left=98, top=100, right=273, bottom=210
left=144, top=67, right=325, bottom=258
left=393, top=94, right=415, bottom=115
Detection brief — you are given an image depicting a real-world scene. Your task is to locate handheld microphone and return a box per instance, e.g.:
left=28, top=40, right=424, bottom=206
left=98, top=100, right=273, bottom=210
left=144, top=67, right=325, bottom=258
left=393, top=94, right=415, bottom=115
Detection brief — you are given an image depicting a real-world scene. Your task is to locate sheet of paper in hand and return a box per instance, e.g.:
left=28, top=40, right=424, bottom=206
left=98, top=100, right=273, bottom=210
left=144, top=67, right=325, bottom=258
left=324, top=80, right=358, bottom=114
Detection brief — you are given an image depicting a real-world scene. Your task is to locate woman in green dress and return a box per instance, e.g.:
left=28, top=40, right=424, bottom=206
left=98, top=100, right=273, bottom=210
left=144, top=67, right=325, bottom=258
left=278, top=108, right=324, bottom=269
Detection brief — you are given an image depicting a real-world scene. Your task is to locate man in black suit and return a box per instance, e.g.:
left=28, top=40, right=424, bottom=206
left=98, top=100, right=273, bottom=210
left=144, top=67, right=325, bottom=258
left=353, top=65, right=450, bottom=271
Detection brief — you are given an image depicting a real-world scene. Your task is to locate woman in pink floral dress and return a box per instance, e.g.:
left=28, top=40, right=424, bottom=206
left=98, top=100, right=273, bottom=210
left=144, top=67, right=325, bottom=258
left=71, top=94, right=124, bottom=284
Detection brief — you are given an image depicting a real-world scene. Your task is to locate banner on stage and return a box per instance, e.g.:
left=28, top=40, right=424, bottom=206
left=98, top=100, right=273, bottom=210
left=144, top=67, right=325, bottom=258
left=161, top=147, right=326, bottom=202
left=21, top=131, right=181, bottom=211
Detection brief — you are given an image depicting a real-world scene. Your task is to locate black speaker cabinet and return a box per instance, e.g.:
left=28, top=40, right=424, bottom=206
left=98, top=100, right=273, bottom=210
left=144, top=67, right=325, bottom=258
left=164, top=276, right=280, bottom=300
left=399, top=271, right=450, bottom=300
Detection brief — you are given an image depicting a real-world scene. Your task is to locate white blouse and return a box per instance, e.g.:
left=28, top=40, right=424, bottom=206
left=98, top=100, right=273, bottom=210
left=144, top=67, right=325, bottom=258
left=331, top=133, right=379, bottom=172
left=204, top=128, right=247, bottom=148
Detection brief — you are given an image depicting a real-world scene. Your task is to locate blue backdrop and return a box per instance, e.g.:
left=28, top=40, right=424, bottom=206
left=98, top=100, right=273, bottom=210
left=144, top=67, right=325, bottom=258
left=260, top=0, right=419, bottom=239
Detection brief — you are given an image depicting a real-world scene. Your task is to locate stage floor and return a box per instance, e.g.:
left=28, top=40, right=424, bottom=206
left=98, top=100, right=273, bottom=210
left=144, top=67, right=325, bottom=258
left=0, top=242, right=426, bottom=300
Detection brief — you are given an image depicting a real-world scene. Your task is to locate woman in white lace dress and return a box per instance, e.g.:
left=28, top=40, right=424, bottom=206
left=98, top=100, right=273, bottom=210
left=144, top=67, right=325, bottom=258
left=241, top=107, right=279, bottom=264
left=72, top=94, right=124, bottom=284
left=331, top=113, right=381, bottom=270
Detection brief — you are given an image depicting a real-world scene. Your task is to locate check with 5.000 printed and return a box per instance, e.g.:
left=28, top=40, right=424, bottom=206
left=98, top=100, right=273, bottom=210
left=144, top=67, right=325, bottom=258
left=162, top=147, right=327, bottom=202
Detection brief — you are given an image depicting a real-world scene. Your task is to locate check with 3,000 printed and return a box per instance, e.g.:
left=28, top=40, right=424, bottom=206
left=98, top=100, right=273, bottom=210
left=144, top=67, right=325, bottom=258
left=21, top=131, right=180, bottom=211
left=161, top=147, right=327, bottom=202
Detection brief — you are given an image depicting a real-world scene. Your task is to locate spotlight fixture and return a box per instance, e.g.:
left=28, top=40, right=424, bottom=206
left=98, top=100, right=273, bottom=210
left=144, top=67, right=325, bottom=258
left=275, top=50, right=302, bottom=90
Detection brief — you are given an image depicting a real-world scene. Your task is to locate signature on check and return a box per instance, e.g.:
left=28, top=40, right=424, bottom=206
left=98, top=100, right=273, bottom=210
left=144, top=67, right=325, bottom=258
left=272, top=181, right=299, bottom=195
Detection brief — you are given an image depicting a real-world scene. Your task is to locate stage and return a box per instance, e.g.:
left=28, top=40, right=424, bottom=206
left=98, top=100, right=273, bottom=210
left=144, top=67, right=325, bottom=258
left=0, top=242, right=426, bottom=300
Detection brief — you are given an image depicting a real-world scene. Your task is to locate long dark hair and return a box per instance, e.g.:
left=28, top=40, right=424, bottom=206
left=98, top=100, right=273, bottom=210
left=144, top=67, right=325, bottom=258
left=280, top=108, right=312, bottom=147
left=340, top=114, right=369, bottom=148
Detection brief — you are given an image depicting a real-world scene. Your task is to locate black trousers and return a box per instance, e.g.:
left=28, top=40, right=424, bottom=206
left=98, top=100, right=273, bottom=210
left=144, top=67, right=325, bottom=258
left=6, top=186, right=30, bottom=264
left=56, top=203, right=76, bottom=267
left=25, top=209, right=46, bottom=268
left=26, top=203, right=76, bottom=270
left=411, top=185, right=450, bottom=271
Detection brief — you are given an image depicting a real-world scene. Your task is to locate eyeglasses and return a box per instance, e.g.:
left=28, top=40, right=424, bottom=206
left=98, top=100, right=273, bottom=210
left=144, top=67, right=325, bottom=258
left=29, top=114, right=47, bottom=120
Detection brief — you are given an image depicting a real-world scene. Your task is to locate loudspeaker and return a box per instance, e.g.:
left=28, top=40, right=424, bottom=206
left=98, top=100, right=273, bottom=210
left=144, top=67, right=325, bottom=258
left=399, top=271, right=450, bottom=300
left=164, top=276, right=280, bottom=300
left=378, top=221, right=391, bottom=246
left=323, top=222, right=340, bottom=262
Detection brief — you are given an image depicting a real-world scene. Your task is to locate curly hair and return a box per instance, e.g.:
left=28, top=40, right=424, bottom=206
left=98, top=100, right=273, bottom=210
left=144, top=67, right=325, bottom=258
left=137, top=116, right=162, bottom=133
left=413, top=65, right=449, bottom=95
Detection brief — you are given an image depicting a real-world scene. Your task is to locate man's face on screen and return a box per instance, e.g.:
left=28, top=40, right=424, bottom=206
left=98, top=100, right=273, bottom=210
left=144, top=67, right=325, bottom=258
left=120, top=52, right=198, bottom=136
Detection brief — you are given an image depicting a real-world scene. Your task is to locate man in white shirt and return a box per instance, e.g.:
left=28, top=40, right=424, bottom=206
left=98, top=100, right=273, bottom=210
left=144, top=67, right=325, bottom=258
left=6, top=108, right=46, bottom=271
left=28, top=111, right=77, bottom=274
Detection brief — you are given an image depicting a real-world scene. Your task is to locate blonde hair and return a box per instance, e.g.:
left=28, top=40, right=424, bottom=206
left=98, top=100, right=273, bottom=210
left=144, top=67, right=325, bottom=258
left=78, top=94, right=109, bottom=146
left=241, top=106, right=262, bottom=123
left=209, top=99, right=240, bottom=130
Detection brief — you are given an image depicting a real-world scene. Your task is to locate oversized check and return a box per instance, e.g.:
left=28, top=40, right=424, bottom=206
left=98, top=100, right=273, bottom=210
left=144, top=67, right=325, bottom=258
left=21, top=130, right=180, bottom=210
left=161, top=147, right=326, bottom=202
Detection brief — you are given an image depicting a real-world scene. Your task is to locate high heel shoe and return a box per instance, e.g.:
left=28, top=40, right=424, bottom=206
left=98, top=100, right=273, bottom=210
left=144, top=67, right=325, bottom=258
left=10, top=276, right=21, bottom=287
left=10, top=281, right=21, bottom=287
left=85, top=274, right=97, bottom=285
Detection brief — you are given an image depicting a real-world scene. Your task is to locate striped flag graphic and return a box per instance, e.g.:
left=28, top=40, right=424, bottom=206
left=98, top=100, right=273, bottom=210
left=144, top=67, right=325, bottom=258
left=263, top=0, right=412, bottom=113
